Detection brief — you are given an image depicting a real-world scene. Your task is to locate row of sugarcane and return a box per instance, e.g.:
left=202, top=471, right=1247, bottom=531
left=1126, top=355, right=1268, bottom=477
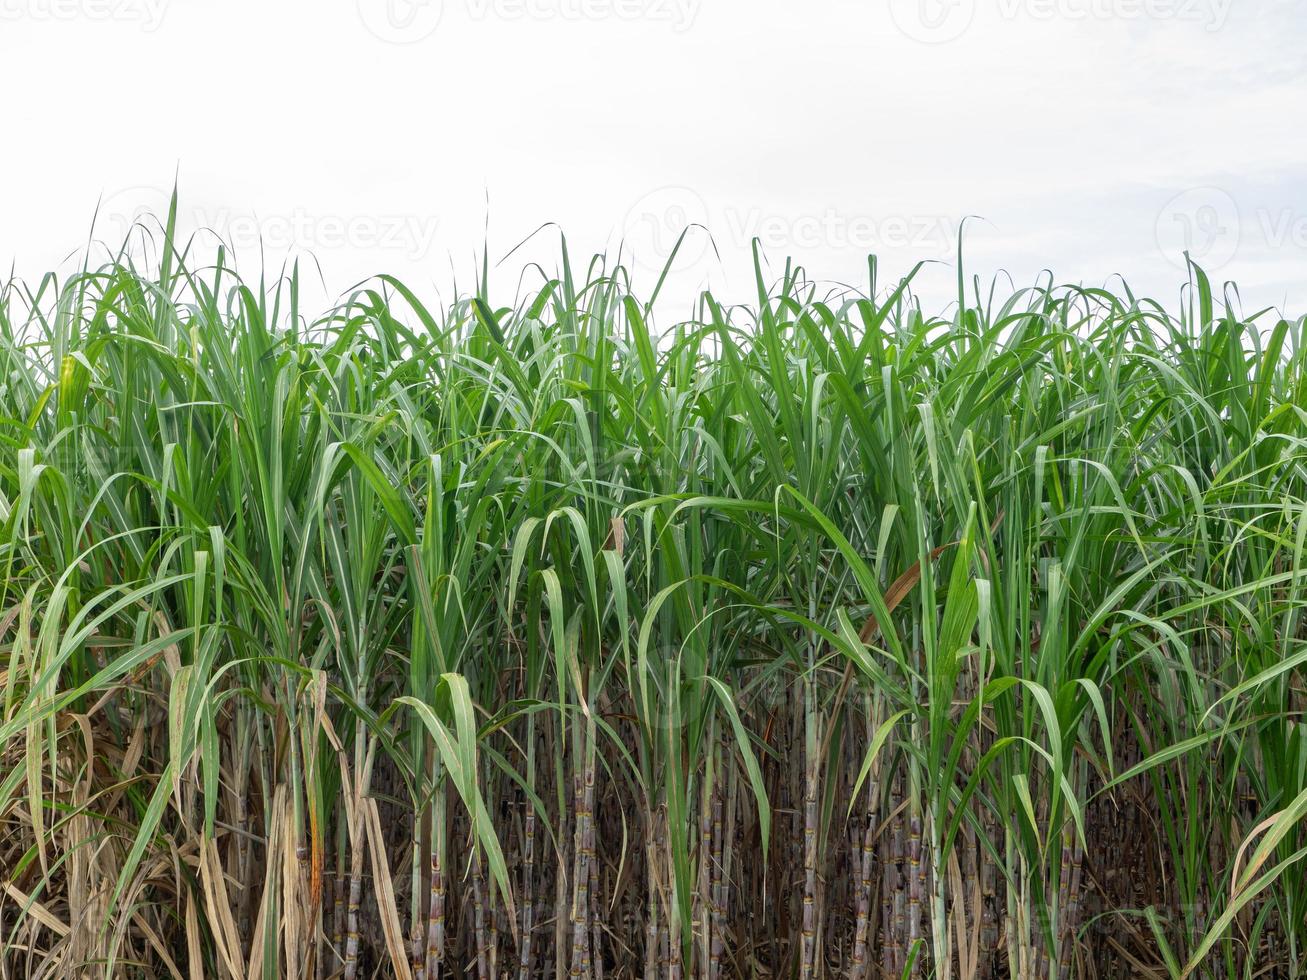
left=3, top=220, right=1307, bottom=979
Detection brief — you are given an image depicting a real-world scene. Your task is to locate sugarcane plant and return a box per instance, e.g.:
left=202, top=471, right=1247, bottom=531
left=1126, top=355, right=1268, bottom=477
left=3, top=200, right=1307, bottom=978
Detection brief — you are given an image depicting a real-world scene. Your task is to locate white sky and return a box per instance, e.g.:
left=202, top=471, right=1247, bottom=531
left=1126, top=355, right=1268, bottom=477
left=2, top=0, right=1304, bottom=321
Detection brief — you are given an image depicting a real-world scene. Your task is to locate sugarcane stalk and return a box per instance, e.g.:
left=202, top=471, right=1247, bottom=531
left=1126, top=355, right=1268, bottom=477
left=554, top=827, right=569, bottom=980
left=851, top=769, right=878, bottom=980
left=576, top=718, right=597, bottom=980
left=1058, top=833, right=1084, bottom=977
left=343, top=727, right=370, bottom=980
left=980, top=803, right=997, bottom=967
left=425, top=781, right=447, bottom=980
left=907, top=804, right=924, bottom=978
left=236, top=723, right=254, bottom=949
left=708, top=766, right=724, bottom=980
left=569, top=773, right=588, bottom=978
left=931, top=807, right=950, bottom=980
left=698, top=748, right=714, bottom=979
left=887, top=765, right=906, bottom=978
left=801, top=676, right=819, bottom=980
left=490, top=866, right=501, bottom=980
left=472, top=844, right=491, bottom=980
left=668, top=872, right=682, bottom=980
left=411, top=831, right=426, bottom=980
left=589, top=806, right=603, bottom=980
left=519, top=799, right=537, bottom=980
left=343, top=835, right=365, bottom=980
left=644, top=805, right=661, bottom=980
left=332, top=817, right=347, bottom=972
left=721, top=760, right=737, bottom=976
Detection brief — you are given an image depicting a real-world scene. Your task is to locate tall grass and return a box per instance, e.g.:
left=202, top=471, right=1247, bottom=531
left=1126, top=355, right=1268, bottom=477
left=2, top=204, right=1306, bottom=979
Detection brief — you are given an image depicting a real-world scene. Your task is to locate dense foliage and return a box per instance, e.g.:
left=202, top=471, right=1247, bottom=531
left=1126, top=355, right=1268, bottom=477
left=3, top=210, right=1307, bottom=978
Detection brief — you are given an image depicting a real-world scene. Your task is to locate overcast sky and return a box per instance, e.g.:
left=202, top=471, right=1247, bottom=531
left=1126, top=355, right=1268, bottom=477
left=2, top=0, right=1304, bottom=320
